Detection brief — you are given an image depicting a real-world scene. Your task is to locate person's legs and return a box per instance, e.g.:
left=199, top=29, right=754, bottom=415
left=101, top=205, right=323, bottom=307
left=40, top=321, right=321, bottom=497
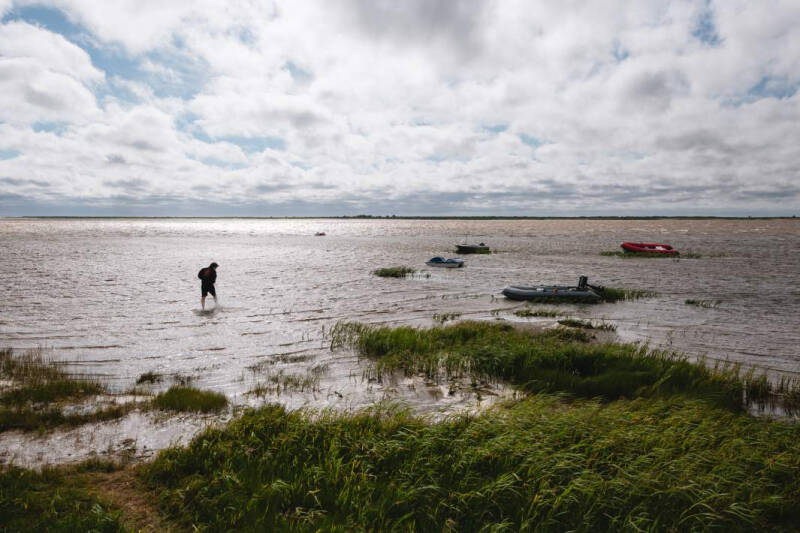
left=208, top=285, right=217, bottom=306
left=201, top=285, right=209, bottom=310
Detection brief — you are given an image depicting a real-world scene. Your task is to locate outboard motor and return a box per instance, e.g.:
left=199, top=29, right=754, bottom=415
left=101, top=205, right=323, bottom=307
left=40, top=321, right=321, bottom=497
left=578, top=276, right=588, bottom=289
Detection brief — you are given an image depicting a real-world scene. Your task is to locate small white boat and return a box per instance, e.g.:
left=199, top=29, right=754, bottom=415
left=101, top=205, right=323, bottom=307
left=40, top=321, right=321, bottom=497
left=426, top=256, right=465, bottom=268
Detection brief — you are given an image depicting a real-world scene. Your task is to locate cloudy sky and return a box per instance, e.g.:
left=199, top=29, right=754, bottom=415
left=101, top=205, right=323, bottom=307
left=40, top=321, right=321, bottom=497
left=0, top=1, right=798, bottom=216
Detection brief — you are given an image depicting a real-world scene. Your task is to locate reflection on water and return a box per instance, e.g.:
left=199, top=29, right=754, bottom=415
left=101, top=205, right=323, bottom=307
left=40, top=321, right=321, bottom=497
left=1, top=218, right=799, bottom=464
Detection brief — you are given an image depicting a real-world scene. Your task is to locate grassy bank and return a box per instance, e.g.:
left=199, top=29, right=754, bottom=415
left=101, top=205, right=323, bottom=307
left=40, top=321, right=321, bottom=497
left=143, top=397, right=800, bottom=531
left=330, top=321, right=799, bottom=413
left=5, top=323, right=800, bottom=531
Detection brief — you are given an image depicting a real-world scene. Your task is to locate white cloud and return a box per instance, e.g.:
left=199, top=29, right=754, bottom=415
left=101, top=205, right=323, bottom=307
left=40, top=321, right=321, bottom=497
left=1, top=0, right=799, bottom=214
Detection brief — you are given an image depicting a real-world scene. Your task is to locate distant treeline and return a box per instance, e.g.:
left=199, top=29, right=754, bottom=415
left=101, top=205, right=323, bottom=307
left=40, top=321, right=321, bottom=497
left=16, top=215, right=799, bottom=220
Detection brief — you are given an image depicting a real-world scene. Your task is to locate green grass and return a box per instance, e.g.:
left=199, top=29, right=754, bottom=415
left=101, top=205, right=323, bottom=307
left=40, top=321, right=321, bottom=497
left=330, top=321, right=799, bottom=413
left=513, top=308, right=563, bottom=317
left=142, top=396, right=800, bottom=532
left=686, top=299, right=721, bottom=308
left=247, top=371, right=320, bottom=397
left=152, top=386, right=228, bottom=413
left=0, top=463, right=125, bottom=532
left=0, top=348, right=138, bottom=432
left=557, top=318, right=616, bottom=331
left=373, top=266, right=416, bottom=278
left=0, top=403, right=143, bottom=433
left=1, top=348, right=103, bottom=404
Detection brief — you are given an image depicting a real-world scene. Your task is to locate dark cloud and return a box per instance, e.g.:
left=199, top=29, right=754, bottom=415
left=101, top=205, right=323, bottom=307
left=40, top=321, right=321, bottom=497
left=129, top=140, right=163, bottom=152
left=655, top=129, right=737, bottom=154
left=104, top=178, right=148, bottom=191
left=0, top=177, right=49, bottom=187
left=623, top=70, right=689, bottom=112
left=343, top=0, right=489, bottom=60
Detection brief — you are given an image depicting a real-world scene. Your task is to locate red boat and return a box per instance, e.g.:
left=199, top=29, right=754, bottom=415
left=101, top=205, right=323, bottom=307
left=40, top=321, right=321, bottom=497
left=620, top=242, right=679, bottom=255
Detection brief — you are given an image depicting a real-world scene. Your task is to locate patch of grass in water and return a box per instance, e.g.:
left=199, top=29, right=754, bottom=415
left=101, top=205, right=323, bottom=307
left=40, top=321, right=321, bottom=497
left=513, top=307, right=563, bottom=318
left=0, top=403, right=141, bottom=433
left=329, top=321, right=800, bottom=413
left=152, top=386, right=228, bottom=413
left=373, top=266, right=415, bottom=278
left=686, top=299, right=721, bottom=308
left=247, top=370, right=320, bottom=397
left=595, top=286, right=658, bottom=302
left=142, top=396, right=800, bottom=532
left=557, top=318, right=616, bottom=331
left=0, top=347, right=136, bottom=432
left=432, top=312, right=461, bottom=324
left=135, top=371, right=162, bottom=385
left=0, top=379, right=103, bottom=406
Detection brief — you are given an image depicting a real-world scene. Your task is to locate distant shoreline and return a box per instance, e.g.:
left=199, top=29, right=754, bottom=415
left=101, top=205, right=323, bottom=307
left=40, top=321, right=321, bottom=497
left=4, top=215, right=798, bottom=221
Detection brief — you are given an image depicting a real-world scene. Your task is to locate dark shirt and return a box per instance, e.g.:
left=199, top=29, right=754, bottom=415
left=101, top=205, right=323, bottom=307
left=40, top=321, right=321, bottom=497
left=198, top=267, right=217, bottom=285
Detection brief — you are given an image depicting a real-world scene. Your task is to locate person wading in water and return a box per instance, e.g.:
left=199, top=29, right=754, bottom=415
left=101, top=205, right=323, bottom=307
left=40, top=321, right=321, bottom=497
left=198, top=262, right=219, bottom=310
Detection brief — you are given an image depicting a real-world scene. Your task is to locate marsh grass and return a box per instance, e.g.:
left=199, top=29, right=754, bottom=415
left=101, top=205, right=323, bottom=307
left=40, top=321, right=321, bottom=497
left=557, top=318, right=616, bottom=331
left=432, top=312, right=461, bottom=324
left=135, top=371, right=162, bottom=385
left=330, top=321, right=800, bottom=413
left=152, top=386, right=228, bottom=413
left=513, top=308, right=563, bottom=317
left=0, top=348, right=139, bottom=432
left=0, top=403, right=140, bottom=432
left=595, top=286, right=658, bottom=302
left=0, top=348, right=103, bottom=404
left=143, top=396, right=800, bottom=532
left=247, top=370, right=321, bottom=397
left=373, top=266, right=415, bottom=278
left=686, top=299, right=721, bottom=308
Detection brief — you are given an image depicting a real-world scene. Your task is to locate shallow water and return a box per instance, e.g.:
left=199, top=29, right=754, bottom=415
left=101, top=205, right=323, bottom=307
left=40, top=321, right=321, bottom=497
left=1, top=217, right=799, bottom=464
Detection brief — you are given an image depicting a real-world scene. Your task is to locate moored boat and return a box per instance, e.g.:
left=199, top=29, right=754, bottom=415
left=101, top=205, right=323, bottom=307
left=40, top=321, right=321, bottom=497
left=621, top=242, right=678, bottom=255
left=456, top=242, right=490, bottom=254
left=502, top=285, right=601, bottom=302
left=502, top=276, right=602, bottom=303
left=426, top=257, right=465, bottom=268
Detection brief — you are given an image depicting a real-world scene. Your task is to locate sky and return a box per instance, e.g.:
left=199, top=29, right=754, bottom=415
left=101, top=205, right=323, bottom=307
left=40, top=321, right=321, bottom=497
left=0, top=1, right=798, bottom=216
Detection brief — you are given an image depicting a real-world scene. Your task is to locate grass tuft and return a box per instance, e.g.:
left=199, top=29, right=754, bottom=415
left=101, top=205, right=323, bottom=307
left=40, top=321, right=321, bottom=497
left=373, top=266, right=416, bottom=278
left=686, top=299, right=721, bottom=308
left=557, top=318, right=616, bottom=331
left=135, top=371, right=163, bottom=385
left=513, top=308, right=563, bottom=318
left=595, top=286, right=658, bottom=302
left=247, top=370, right=320, bottom=397
left=432, top=312, right=461, bottom=324
left=152, top=386, right=228, bottom=413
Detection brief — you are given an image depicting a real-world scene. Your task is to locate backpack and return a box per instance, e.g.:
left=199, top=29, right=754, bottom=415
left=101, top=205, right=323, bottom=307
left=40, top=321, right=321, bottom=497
left=198, top=268, right=209, bottom=280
